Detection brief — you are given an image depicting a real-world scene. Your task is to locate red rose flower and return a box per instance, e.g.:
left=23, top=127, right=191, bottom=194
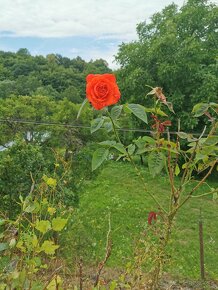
left=86, top=74, right=121, bottom=110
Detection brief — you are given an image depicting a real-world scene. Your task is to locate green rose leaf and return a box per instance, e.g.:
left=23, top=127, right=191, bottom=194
left=127, top=104, right=148, bottom=124
left=148, top=151, right=166, bottom=177
left=91, top=117, right=104, bottom=133
left=112, top=143, right=126, bottom=154
left=128, top=144, right=136, bottom=155
left=111, top=105, right=123, bottom=120
left=192, top=103, right=209, bottom=117
left=99, top=140, right=116, bottom=147
left=104, top=121, right=113, bottom=132
left=92, top=148, right=109, bottom=171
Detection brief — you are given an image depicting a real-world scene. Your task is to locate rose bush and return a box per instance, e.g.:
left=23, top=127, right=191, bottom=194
left=86, top=74, right=120, bottom=110
left=79, top=74, right=217, bottom=288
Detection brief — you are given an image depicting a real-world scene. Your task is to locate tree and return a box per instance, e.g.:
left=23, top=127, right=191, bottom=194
left=115, top=0, right=217, bottom=131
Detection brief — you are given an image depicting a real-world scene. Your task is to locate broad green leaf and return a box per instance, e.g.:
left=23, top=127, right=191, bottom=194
left=112, top=143, right=126, bottom=154
left=52, top=217, right=68, bottom=232
left=91, top=117, right=104, bottom=133
left=111, top=105, right=123, bottom=120
left=136, top=147, right=152, bottom=155
left=92, top=148, right=109, bottom=171
left=128, top=144, right=135, bottom=155
left=127, top=104, right=148, bottom=123
left=192, top=103, right=209, bottom=117
left=40, top=240, right=59, bottom=255
left=35, top=220, right=51, bottom=234
left=142, top=136, right=156, bottom=144
left=195, top=153, right=208, bottom=161
left=175, top=164, right=180, bottom=176
left=177, top=132, right=195, bottom=140
left=0, top=243, right=8, bottom=252
left=99, top=140, right=116, bottom=147
left=203, top=136, right=218, bottom=146
left=148, top=151, right=166, bottom=177
left=77, top=98, right=88, bottom=119
left=104, top=121, right=113, bottom=132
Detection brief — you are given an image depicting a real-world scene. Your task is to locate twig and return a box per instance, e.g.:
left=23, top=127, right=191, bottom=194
left=43, top=265, right=63, bottom=290
left=191, top=188, right=218, bottom=198
left=94, top=214, right=112, bottom=287
left=79, top=257, right=83, bottom=290
left=29, top=172, right=35, bottom=196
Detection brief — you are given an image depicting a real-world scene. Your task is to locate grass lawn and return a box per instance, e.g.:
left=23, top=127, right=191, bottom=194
left=63, top=161, right=218, bottom=280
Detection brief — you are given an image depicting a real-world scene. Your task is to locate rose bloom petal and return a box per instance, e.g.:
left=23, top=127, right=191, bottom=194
left=86, top=74, right=121, bottom=110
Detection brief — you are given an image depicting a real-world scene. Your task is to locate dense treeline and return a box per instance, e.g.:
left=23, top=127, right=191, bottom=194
left=0, top=49, right=111, bottom=101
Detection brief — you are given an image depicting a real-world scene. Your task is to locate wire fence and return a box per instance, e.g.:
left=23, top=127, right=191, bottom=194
left=0, top=118, right=217, bottom=137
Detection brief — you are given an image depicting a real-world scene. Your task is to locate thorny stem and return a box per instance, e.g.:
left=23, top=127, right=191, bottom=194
left=166, top=129, right=176, bottom=206
left=107, top=112, right=167, bottom=214
left=151, top=215, right=174, bottom=289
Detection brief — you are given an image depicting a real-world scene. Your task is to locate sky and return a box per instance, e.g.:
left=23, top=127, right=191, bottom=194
left=0, top=0, right=214, bottom=68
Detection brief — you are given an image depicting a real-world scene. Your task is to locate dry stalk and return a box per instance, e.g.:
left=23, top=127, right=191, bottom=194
left=94, top=214, right=112, bottom=287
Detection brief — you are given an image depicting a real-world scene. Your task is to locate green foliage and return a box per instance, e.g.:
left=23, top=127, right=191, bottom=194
left=0, top=176, right=69, bottom=289
left=0, top=140, right=50, bottom=214
left=116, top=0, right=217, bottom=131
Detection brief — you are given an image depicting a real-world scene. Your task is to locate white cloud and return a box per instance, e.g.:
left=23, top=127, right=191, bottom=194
left=0, top=0, right=186, bottom=40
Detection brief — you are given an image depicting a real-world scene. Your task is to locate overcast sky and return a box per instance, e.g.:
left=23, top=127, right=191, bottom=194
left=0, top=0, right=216, bottom=68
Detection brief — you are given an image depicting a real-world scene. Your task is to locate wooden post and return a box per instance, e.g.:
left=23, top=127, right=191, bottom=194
left=199, top=209, right=205, bottom=280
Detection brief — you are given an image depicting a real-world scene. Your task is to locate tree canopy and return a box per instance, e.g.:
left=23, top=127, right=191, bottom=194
left=115, top=0, right=217, bottom=131
left=0, top=51, right=111, bottom=101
